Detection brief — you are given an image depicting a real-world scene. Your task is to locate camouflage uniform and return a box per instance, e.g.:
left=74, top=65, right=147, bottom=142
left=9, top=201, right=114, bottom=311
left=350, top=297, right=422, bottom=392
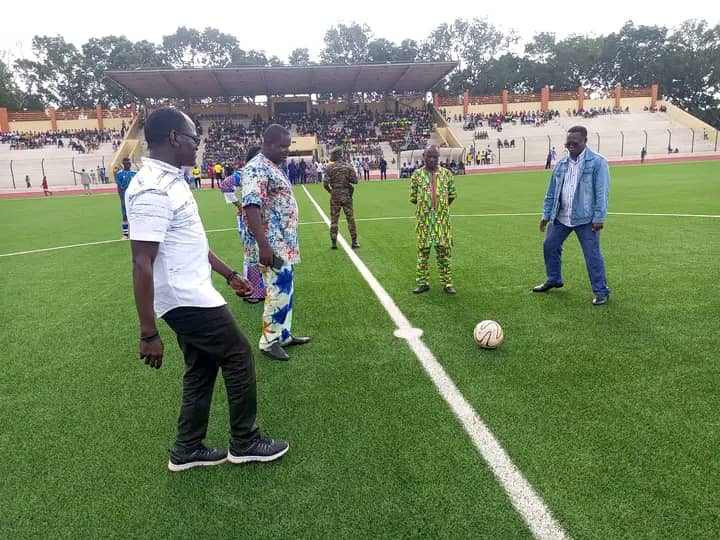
left=409, top=166, right=457, bottom=287
left=323, top=160, right=359, bottom=242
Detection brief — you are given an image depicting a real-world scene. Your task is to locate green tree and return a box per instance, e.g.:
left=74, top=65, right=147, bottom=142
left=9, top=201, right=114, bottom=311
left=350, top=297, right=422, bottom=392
left=320, top=22, right=372, bottom=64
left=162, top=27, right=237, bottom=67
left=288, top=48, right=311, bottom=66
left=14, top=36, right=88, bottom=108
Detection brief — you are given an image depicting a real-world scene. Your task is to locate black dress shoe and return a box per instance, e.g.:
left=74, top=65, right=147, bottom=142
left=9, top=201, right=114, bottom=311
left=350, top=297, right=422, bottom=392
left=261, top=342, right=289, bottom=361
left=283, top=336, right=311, bottom=347
left=443, top=286, right=457, bottom=294
left=532, top=282, right=564, bottom=293
left=413, top=284, right=430, bottom=294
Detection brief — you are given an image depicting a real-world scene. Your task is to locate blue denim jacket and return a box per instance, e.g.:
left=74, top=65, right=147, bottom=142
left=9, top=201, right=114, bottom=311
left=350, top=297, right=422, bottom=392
left=542, top=147, right=610, bottom=225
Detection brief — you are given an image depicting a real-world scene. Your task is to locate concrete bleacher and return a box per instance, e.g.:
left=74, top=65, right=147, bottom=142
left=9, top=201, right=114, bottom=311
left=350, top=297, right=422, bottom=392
left=0, top=142, right=117, bottom=190
left=448, top=110, right=718, bottom=167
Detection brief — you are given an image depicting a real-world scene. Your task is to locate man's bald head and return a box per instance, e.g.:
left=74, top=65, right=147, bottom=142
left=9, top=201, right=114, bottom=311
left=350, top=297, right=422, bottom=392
left=262, top=124, right=291, bottom=165
left=263, top=124, right=290, bottom=144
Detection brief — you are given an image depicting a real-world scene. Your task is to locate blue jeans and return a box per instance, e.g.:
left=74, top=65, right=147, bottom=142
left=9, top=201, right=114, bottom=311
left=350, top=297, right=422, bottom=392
left=543, top=220, right=610, bottom=295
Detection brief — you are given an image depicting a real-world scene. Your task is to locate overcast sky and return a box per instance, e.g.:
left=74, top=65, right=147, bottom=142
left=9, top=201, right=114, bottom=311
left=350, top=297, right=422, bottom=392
left=3, top=0, right=719, bottom=63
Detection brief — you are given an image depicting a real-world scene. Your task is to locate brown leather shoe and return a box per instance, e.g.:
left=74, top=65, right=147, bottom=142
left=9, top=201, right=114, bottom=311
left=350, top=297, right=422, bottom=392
left=261, top=342, right=289, bottom=361
left=412, top=284, right=430, bottom=294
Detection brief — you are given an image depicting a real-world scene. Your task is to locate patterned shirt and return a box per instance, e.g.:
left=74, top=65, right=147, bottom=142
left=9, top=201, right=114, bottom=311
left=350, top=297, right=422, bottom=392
left=410, top=166, right=457, bottom=249
left=241, top=153, right=300, bottom=266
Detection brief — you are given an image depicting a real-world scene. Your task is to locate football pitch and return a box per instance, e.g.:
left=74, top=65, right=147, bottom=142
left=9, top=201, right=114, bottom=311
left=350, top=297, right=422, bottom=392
left=1, top=161, right=718, bottom=539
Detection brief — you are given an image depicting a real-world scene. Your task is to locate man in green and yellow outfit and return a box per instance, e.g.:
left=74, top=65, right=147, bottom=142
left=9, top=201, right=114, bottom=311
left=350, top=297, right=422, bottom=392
left=409, top=145, right=457, bottom=294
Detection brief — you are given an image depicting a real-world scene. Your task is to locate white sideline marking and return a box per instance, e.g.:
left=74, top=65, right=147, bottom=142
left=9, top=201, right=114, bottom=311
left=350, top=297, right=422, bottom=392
left=2, top=211, right=717, bottom=258
left=301, top=186, right=569, bottom=540
left=0, top=239, right=124, bottom=257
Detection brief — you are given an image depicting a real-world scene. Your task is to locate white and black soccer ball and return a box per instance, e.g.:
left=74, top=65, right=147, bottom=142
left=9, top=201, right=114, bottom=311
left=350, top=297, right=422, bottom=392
left=473, top=320, right=504, bottom=349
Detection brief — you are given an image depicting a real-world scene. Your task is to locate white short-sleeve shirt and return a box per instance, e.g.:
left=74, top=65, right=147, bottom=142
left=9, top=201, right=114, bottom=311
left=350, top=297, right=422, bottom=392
left=126, top=157, right=225, bottom=317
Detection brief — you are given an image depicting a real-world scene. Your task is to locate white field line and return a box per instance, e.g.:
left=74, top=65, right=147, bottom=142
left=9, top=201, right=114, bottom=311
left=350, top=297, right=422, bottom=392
left=2, top=211, right=717, bottom=258
left=301, top=185, right=570, bottom=540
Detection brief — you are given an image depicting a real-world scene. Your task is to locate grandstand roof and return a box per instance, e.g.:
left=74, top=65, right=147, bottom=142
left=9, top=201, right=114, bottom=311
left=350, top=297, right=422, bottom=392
left=106, top=63, right=457, bottom=99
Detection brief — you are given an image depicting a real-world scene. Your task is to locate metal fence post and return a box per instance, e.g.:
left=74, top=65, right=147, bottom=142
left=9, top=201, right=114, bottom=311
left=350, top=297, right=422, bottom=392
left=523, top=137, right=526, bottom=163
left=690, top=129, right=695, bottom=153
left=10, top=160, right=16, bottom=189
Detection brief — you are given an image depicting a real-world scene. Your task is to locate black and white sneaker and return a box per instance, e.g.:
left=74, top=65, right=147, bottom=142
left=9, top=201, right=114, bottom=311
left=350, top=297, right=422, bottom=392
left=167, top=445, right=228, bottom=472
left=228, top=436, right=289, bottom=464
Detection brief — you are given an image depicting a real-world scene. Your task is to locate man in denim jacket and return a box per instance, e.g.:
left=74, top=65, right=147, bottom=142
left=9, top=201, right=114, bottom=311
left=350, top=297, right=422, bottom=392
left=533, top=126, right=611, bottom=305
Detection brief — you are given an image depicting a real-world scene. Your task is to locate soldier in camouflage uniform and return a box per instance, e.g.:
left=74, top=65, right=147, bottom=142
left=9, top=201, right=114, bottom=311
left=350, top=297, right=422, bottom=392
left=409, top=145, right=457, bottom=294
left=323, top=147, right=360, bottom=249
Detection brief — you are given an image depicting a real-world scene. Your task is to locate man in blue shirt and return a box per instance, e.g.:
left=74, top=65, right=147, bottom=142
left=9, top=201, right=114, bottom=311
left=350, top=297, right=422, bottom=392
left=533, top=126, right=611, bottom=305
left=115, top=157, right=137, bottom=239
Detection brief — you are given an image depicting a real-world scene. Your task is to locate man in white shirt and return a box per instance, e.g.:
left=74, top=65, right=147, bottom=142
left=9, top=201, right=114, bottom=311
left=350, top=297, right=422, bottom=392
left=127, top=107, right=288, bottom=472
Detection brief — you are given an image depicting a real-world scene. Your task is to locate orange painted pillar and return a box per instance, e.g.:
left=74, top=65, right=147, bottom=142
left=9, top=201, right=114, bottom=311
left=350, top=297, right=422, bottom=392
left=433, top=93, right=439, bottom=108
left=0, top=108, right=9, bottom=132
left=650, top=83, right=659, bottom=109
left=463, top=90, right=469, bottom=116
left=502, top=90, right=509, bottom=115
left=49, top=108, right=57, bottom=131
left=96, top=104, right=104, bottom=130
left=541, top=86, right=549, bottom=112
left=578, top=86, right=584, bottom=111
left=615, top=84, right=622, bottom=109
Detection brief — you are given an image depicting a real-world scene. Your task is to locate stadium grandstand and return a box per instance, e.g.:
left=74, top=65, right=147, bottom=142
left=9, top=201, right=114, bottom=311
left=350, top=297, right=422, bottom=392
left=1, top=65, right=718, bottom=192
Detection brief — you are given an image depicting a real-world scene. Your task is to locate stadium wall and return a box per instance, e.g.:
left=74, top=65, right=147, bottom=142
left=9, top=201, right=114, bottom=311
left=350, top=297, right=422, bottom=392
left=661, top=101, right=717, bottom=131
left=56, top=120, right=99, bottom=131
left=507, top=101, right=543, bottom=113
left=8, top=120, right=51, bottom=132
left=547, top=100, right=578, bottom=112
left=439, top=105, right=464, bottom=117
left=315, top=102, right=347, bottom=114
left=289, top=135, right=318, bottom=153
left=188, top=103, right=269, bottom=119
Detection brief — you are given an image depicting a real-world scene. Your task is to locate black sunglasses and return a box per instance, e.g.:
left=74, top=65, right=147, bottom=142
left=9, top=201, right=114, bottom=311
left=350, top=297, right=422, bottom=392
left=175, top=131, right=200, bottom=145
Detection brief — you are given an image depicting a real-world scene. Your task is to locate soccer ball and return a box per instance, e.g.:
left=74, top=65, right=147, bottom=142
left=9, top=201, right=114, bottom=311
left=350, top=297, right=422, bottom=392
left=474, top=320, right=504, bottom=349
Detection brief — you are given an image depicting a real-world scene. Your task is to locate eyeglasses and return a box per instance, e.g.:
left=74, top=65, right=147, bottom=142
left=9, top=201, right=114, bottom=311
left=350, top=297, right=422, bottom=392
left=175, top=131, right=201, bottom=146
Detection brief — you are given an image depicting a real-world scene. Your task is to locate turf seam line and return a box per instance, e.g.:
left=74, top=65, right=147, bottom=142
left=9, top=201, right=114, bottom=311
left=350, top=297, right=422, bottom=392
left=301, top=185, right=570, bottom=540
left=3, top=211, right=717, bottom=258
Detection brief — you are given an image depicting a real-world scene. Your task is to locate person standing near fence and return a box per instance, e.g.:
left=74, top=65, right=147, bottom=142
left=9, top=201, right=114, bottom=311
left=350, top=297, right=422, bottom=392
left=115, top=158, right=137, bottom=239
left=41, top=176, right=52, bottom=196
left=72, top=168, right=92, bottom=194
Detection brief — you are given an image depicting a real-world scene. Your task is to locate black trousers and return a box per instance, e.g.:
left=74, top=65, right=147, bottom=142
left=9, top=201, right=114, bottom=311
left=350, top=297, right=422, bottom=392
left=162, top=305, right=258, bottom=451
